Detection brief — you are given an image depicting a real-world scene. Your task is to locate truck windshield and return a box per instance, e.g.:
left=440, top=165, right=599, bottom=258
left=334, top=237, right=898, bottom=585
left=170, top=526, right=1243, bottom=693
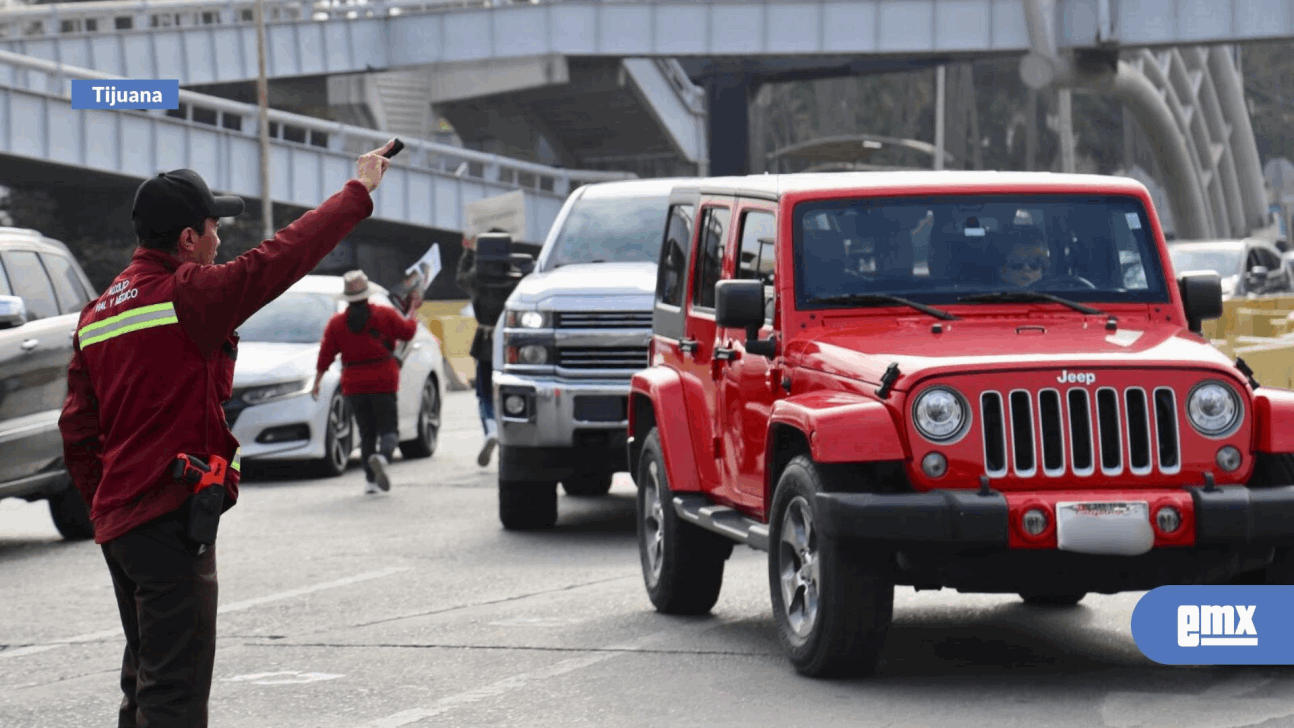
left=547, top=195, right=668, bottom=269
left=793, top=194, right=1170, bottom=308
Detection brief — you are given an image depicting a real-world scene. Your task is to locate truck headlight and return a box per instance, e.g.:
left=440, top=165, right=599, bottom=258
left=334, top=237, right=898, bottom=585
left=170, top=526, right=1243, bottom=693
left=1186, top=381, right=1241, bottom=437
left=505, top=309, right=549, bottom=329
left=912, top=386, right=968, bottom=442
left=518, top=345, right=548, bottom=365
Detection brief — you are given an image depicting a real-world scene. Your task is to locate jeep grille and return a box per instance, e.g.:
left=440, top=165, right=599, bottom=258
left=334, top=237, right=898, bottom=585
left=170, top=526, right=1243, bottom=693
left=979, top=387, right=1180, bottom=478
left=554, top=311, right=653, bottom=329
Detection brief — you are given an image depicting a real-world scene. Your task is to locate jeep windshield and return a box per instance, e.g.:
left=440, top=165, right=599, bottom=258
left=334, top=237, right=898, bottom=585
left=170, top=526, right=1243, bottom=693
left=794, top=195, right=1170, bottom=309
left=547, top=195, right=668, bottom=269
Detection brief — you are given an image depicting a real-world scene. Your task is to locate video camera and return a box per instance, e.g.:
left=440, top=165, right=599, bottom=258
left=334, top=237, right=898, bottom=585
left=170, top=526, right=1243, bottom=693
left=473, top=232, right=535, bottom=289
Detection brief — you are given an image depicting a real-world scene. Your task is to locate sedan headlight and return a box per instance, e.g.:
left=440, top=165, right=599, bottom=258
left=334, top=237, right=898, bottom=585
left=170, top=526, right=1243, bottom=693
left=1187, top=381, right=1242, bottom=437
left=912, top=386, right=969, bottom=442
left=505, top=309, right=549, bottom=329
left=241, top=377, right=312, bottom=406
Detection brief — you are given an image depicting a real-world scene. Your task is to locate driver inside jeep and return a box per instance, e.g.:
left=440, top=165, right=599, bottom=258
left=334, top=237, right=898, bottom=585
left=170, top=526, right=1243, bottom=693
left=996, top=227, right=1052, bottom=288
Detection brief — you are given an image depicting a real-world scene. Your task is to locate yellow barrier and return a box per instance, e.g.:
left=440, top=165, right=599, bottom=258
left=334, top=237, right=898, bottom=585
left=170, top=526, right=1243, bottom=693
left=414, top=300, right=478, bottom=391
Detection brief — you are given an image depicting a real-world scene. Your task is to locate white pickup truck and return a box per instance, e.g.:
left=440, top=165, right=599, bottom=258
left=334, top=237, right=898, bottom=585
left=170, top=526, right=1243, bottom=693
left=489, top=178, right=685, bottom=530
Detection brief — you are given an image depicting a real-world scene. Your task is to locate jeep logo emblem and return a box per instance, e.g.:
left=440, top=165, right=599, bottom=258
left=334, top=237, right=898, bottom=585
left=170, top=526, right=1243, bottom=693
left=1058, top=369, right=1096, bottom=385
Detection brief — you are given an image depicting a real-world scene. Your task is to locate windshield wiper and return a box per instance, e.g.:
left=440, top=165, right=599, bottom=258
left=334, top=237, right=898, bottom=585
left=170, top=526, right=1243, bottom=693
left=956, top=291, right=1106, bottom=316
left=810, top=293, right=958, bottom=321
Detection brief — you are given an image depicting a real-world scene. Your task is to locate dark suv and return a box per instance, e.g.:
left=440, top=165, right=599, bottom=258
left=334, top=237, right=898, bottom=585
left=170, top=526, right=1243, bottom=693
left=0, top=228, right=96, bottom=540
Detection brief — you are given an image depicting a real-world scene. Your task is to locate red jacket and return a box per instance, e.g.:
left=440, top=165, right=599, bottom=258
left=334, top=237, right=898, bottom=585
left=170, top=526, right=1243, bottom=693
left=59, top=180, right=375, bottom=544
left=317, top=304, right=417, bottom=396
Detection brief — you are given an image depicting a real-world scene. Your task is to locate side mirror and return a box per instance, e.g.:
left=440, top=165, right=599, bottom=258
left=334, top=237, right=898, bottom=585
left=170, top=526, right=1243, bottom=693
left=1178, top=271, right=1223, bottom=335
left=715, top=279, right=776, bottom=357
left=0, top=295, right=27, bottom=330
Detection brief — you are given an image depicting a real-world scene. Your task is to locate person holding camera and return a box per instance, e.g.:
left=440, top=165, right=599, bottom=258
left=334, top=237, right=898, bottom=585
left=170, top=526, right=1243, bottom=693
left=58, top=139, right=397, bottom=728
left=456, top=228, right=509, bottom=467
left=312, top=269, right=423, bottom=494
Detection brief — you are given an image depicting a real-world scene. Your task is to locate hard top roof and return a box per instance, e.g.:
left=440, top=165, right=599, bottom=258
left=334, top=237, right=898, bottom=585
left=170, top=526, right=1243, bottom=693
left=668, top=170, right=1150, bottom=201
left=0, top=226, right=74, bottom=254
left=576, top=177, right=694, bottom=199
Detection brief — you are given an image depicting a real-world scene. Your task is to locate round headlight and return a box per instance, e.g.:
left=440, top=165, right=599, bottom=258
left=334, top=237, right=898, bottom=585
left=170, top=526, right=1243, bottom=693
left=504, top=394, right=526, bottom=416
left=1187, top=381, right=1241, bottom=437
left=519, top=345, right=548, bottom=365
left=519, top=311, right=545, bottom=329
left=912, top=387, right=967, bottom=442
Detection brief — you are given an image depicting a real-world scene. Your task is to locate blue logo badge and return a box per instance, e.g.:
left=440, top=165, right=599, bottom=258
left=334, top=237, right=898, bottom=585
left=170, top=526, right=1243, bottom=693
left=70, top=79, right=178, bottom=110
left=1132, top=585, right=1294, bottom=664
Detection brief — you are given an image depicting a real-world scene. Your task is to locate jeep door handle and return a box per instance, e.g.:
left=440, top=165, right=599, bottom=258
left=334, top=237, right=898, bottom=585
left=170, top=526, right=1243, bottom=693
left=20, top=338, right=37, bottom=351
left=679, top=338, right=699, bottom=355
left=714, top=347, right=738, bottom=361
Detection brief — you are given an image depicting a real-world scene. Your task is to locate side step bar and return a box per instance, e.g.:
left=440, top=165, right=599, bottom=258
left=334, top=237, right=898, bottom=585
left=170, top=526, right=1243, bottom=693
left=673, top=494, right=770, bottom=551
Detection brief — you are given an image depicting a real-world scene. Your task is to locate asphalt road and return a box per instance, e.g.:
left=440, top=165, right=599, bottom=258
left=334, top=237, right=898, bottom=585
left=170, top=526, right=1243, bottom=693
left=3, top=390, right=1294, bottom=728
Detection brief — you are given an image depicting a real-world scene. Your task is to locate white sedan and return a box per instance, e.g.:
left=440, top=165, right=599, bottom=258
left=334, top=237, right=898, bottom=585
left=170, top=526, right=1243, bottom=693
left=223, top=275, right=446, bottom=476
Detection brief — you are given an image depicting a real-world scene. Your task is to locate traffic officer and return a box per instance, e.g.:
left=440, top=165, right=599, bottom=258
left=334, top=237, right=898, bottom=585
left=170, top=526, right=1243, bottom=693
left=313, top=269, right=422, bottom=494
left=58, top=139, right=397, bottom=728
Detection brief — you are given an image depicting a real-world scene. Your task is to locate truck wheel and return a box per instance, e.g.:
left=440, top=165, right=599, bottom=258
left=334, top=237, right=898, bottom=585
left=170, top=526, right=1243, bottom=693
left=768, top=456, right=893, bottom=678
left=562, top=473, right=613, bottom=497
left=637, top=429, right=732, bottom=614
left=1019, top=592, right=1086, bottom=607
left=48, top=480, right=94, bottom=541
left=499, top=479, right=558, bottom=530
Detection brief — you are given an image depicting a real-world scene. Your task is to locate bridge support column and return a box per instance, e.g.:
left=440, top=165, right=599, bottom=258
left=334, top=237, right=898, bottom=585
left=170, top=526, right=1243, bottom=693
left=704, top=74, right=752, bottom=177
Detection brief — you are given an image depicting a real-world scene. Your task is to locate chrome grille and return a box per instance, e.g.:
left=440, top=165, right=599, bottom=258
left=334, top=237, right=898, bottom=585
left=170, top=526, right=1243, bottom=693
left=556, top=346, right=649, bottom=370
left=554, top=311, right=653, bottom=329
left=979, top=386, right=1180, bottom=478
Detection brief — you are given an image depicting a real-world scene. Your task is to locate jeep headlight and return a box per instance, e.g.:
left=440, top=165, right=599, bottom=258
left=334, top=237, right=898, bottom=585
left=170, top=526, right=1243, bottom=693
left=505, top=309, right=549, bottom=329
left=912, top=386, right=969, bottom=442
left=1187, top=381, right=1241, bottom=437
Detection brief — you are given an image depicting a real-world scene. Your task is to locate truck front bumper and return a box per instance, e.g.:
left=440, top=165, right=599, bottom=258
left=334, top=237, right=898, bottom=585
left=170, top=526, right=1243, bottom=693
left=815, top=484, right=1294, bottom=550
left=492, top=372, right=630, bottom=481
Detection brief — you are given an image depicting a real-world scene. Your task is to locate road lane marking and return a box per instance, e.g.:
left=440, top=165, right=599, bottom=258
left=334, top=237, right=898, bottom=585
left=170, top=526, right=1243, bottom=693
left=357, top=617, right=740, bottom=728
left=0, top=567, right=411, bottom=661
left=224, top=670, right=345, bottom=685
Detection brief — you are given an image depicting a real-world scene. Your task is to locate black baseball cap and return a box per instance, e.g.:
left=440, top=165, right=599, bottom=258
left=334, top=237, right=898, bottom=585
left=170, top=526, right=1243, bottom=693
left=132, top=169, right=244, bottom=240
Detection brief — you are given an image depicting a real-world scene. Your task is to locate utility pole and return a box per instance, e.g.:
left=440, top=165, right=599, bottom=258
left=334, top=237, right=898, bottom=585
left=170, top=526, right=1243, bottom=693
left=1058, top=87, right=1076, bottom=174
left=934, top=65, right=945, bottom=170
left=255, top=0, right=272, bottom=239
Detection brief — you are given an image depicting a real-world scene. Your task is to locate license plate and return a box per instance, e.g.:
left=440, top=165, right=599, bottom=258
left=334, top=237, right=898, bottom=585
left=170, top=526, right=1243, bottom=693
left=1055, top=501, right=1153, bottom=556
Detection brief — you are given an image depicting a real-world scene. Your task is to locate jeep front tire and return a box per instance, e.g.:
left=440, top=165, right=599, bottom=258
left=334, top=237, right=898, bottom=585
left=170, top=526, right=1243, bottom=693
left=769, top=456, right=893, bottom=678
left=636, top=429, right=732, bottom=614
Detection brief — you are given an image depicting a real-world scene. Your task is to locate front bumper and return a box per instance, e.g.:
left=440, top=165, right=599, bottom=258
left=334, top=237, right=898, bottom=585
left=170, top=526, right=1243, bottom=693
left=816, top=484, right=1294, bottom=550
left=492, top=372, right=630, bottom=449
left=227, top=392, right=326, bottom=462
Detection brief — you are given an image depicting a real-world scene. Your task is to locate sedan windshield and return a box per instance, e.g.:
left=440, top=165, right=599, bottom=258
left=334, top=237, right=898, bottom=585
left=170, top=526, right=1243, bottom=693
left=547, top=195, right=668, bottom=268
left=794, top=194, right=1170, bottom=307
left=238, top=292, right=337, bottom=343
left=1168, top=247, right=1244, bottom=277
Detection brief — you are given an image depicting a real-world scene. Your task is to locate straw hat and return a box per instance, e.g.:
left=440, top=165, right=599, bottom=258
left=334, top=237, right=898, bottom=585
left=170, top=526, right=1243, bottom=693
left=339, top=270, right=373, bottom=302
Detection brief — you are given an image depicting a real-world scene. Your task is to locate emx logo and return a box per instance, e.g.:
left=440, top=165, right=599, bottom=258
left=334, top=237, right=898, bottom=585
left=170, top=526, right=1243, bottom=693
left=1177, top=604, right=1257, bottom=646
left=1133, top=586, right=1294, bottom=664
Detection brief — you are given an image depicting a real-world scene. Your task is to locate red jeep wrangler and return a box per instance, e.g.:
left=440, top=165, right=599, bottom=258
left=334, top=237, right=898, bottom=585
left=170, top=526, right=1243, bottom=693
left=627, top=172, right=1294, bottom=678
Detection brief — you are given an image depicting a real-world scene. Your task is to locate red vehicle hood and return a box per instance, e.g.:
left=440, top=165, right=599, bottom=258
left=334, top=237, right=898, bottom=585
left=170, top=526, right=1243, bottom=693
left=791, top=314, right=1239, bottom=391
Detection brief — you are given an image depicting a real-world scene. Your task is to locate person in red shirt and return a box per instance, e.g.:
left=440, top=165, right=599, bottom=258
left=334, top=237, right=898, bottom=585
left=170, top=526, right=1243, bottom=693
left=58, top=140, right=396, bottom=728
left=312, top=270, right=422, bottom=493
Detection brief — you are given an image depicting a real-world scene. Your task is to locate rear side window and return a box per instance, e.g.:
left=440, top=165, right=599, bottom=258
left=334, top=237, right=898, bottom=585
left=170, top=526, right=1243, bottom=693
left=1, top=250, right=59, bottom=320
left=40, top=252, right=91, bottom=314
left=691, top=207, right=730, bottom=311
left=737, top=211, right=776, bottom=285
left=656, top=203, right=694, bottom=307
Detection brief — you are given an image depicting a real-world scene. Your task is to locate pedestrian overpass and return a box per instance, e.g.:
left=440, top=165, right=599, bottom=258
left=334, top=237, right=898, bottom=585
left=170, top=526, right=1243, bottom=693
left=0, top=0, right=1290, bottom=239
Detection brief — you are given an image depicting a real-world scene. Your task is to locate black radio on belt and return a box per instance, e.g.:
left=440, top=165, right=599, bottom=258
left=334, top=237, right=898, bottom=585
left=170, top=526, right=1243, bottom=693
left=171, top=453, right=227, bottom=547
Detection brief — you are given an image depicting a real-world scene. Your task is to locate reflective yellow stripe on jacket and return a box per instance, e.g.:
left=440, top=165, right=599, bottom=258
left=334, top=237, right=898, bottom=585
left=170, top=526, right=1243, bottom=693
left=78, top=302, right=179, bottom=348
left=231, top=448, right=240, bottom=473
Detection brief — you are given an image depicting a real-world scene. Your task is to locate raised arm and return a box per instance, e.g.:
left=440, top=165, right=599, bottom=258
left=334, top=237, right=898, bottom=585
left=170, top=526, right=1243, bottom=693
left=176, top=141, right=396, bottom=355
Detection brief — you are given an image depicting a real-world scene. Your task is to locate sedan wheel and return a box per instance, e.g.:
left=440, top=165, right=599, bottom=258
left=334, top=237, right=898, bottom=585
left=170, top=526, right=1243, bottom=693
left=316, top=392, right=353, bottom=477
left=399, top=376, right=440, bottom=459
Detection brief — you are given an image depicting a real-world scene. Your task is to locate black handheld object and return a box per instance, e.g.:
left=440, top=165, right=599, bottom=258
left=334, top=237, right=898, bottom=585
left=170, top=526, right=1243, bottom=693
left=382, top=139, right=405, bottom=159
left=171, top=454, right=227, bottom=547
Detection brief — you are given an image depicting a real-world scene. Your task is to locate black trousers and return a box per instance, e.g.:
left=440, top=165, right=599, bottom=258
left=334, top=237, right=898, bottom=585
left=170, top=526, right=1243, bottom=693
left=101, top=509, right=218, bottom=728
left=347, top=392, right=398, bottom=481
